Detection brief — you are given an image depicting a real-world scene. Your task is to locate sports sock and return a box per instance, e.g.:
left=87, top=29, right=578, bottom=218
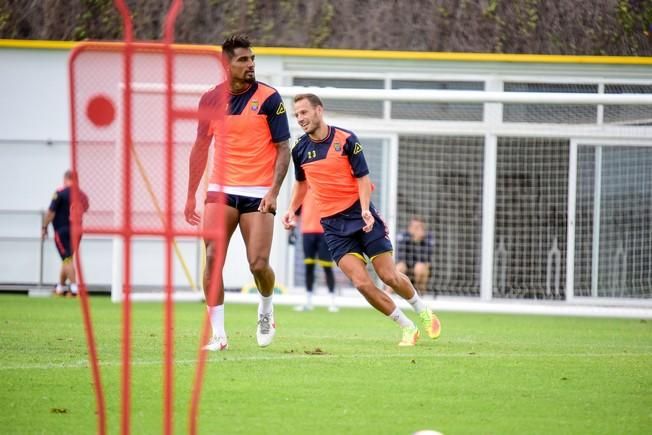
left=324, top=267, right=335, bottom=293
left=55, top=284, right=66, bottom=293
left=207, top=305, right=225, bottom=338
left=330, top=292, right=336, bottom=308
left=259, top=294, right=273, bottom=315
left=388, top=307, right=415, bottom=329
left=306, top=291, right=313, bottom=307
left=69, top=283, right=79, bottom=294
left=305, top=264, right=315, bottom=293
left=407, top=292, right=427, bottom=314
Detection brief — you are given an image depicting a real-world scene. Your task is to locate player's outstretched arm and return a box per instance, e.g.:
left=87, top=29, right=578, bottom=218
left=282, top=180, right=308, bottom=230
left=260, top=139, right=291, bottom=214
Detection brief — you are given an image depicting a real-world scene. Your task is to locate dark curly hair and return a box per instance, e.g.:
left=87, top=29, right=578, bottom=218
left=222, top=34, right=251, bottom=60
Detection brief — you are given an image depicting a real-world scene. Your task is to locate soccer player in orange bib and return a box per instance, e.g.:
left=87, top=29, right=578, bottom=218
left=282, top=94, right=441, bottom=346
left=185, top=35, right=291, bottom=351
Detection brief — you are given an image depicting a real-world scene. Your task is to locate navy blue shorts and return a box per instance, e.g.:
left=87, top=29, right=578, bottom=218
left=302, top=233, right=333, bottom=266
left=320, top=201, right=393, bottom=264
left=205, top=192, right=275, bottom=215
left=54, top=227, right=74, bottom=261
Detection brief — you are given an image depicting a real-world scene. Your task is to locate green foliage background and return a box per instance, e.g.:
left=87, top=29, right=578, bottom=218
left=1, top=0, right=651, bottom=55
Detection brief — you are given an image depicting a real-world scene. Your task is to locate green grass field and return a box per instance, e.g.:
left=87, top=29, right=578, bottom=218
left=1, top=294, right=651, bottom=434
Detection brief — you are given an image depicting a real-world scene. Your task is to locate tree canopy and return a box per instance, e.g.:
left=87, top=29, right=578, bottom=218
left=1, top=0, right=650, bottom=55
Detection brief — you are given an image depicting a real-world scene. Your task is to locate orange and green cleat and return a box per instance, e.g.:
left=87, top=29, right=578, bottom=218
left=419, top=310, right=441, bottom=339
left=398, top=326, right=420, bottom=346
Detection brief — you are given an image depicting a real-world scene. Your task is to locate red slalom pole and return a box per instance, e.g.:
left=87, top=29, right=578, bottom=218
left=114, top=1, right=135, bottom=434
left=69, top=44, right=107, bottom=435
left=162, top=1, right=184, bottom=434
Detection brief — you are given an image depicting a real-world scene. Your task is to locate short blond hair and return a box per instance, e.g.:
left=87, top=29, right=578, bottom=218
left=293, top=93, right=323, bottom=108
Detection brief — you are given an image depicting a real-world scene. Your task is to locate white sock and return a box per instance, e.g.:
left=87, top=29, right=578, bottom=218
left=55, top=284, right=66, bottom=293
left=69, top=283, right=79, bottom=294
left=306, top=292, right=313, bottom=307
left=330, top=293, right=336, bottom=307
left=388, top=307, right=415, bottom=329
left=407, top=292, right=427, bottom=314
left=207, top=305, right=225, bottom=338
left=259, top=294, right=273, bottom=316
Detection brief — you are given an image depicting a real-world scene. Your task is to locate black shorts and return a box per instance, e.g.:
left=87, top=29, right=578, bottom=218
left=54, top=227, right=74, bottom=261
left=205, top=192, right=275, bottom=215
left=320, top=201, right=393, bottom=264
left=402, top=256, right=430, bottom=270
left=302, top=233, right=333, bottom=266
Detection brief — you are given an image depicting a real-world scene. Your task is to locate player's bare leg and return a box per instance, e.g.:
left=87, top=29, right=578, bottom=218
left=203, top=204, right=239, bottom=305
left=385, top=260, right=407, bottom=294
left=338, top=254, right=395, bottom=314
left=240, top=211, right=276, bottom=296
left=59, top=265, right=67, bottom=286
left=63, top=259, right=78, bottom=296
left=338, top=254, right=419, bottom=345
left=201, top=203, right=239, bottom=350
left=372, top=253, right=441, bottom=339
left=56, top=263, right=68, bottom=296
left=240, top=211, right=276, bottom=347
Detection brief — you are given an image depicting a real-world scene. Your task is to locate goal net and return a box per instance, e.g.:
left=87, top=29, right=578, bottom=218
left=281, top=80, right=652, bottom=302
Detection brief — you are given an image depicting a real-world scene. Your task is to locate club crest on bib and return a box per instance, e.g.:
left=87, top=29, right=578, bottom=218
left=251, top=99, right=259, bottom=111
left=333, top=142, right=342, bottom=152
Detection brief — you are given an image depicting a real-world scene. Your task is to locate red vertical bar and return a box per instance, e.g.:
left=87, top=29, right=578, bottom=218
left=163, top=1, right=183, bottom=434
left=68, top=45, right=107, bottom=435
left=114, top=2, right=134, bottom=434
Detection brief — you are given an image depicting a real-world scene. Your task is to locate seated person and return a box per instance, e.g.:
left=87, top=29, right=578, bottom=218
left=395, top=216, right=434, bottom=295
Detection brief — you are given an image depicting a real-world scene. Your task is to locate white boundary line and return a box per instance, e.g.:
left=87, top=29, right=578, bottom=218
left=2, top=351, right=649, bottom=371
left=113, top=291, right=652, bottom=319
left=234, top=292, right=652, bottom=319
